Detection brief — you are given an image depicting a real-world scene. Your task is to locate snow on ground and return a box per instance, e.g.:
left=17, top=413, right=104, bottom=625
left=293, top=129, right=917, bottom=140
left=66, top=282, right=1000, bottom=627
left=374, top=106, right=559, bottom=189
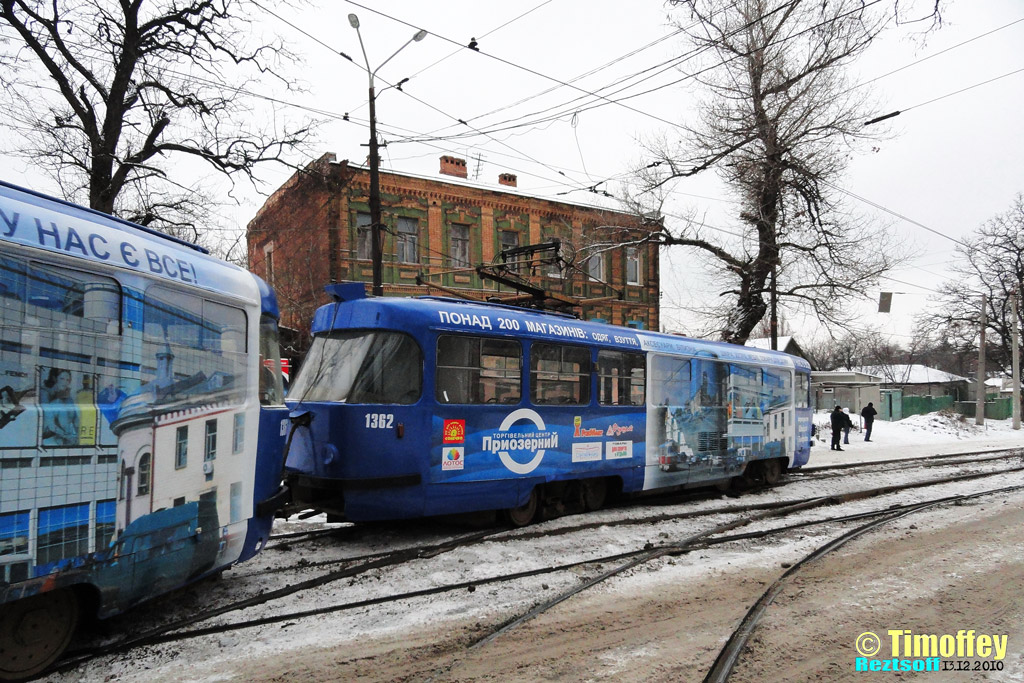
left=57, top=413, right=1024, bottom=682
left=809, top=410, right=1024, bottom=466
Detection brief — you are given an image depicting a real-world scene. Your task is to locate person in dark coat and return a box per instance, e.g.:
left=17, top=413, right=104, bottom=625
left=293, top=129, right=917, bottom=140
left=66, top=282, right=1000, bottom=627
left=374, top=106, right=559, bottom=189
left=861, top=402, right=878, bottom=441
left=830, top=406, right=847, bottom=451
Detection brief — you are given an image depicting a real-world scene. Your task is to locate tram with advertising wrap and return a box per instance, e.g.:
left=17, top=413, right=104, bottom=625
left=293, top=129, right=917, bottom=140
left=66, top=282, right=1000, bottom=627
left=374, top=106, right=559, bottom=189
left=283, top=283, right=812, bottom=525
left=0, top=181, right=289, bottom=680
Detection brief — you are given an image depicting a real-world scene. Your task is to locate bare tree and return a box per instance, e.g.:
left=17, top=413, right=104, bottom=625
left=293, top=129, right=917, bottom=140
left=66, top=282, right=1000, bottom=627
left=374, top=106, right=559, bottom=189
left=918, top=194, right=1024, bottom=379
left=0, top=0, right=314, bottom=239
left=628, top=0, right=906, bottom=344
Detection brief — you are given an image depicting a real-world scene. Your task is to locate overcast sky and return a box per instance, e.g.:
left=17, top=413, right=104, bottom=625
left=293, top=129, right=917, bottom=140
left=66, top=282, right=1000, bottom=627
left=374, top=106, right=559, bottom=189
left=3, top=0, right=1022, bottom=345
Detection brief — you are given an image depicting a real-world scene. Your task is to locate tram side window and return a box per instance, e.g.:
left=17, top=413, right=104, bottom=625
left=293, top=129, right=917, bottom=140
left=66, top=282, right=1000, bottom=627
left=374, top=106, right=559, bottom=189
left=597, top=350, right=645, bottom=406
left=763, top=368, right=793, bottom=409
left=288, top=331, right=422, bottom=404
left=531, top=343, right=591, bottom=405
left=144, top=286, right=248, bottom=404
left=795, top=372, right=810, bottom=408
left=650, top=355, right=691, bottom=405
left=26, top=262, right=120, bottom=333
left=436, top=335, right=521, bottom=404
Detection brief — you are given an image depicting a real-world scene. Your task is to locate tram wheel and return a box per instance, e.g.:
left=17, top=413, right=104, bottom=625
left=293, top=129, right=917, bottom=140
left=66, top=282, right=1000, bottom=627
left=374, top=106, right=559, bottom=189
left=762, top=458, right=783, bottom=486
left=502, top=488, right=538, bottom=527
left=581, top=478, right=608, bottom=511
left=0, top=588, right=79, bottom=681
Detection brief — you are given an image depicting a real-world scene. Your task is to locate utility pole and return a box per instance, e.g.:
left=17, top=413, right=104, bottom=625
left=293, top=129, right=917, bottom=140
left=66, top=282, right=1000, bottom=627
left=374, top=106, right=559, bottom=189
left=976, top=293, right=986, bottom=426
left=1013, top=293, right=1020, bottom=429
left=367, top=88, right=382, bottom=297
left=348, top=14, right=426, bottom=297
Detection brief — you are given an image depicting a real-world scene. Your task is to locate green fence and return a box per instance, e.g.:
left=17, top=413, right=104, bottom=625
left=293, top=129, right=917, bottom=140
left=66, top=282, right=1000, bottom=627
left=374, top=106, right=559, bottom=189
left=954, top=398, right=1014, bottom=421
left=901, top=395, right=954, bottom=419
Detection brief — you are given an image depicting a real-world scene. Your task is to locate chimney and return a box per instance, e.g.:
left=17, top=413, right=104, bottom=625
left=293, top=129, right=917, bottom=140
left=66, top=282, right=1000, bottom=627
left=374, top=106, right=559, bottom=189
left=439, top=155, right=468, bottom=179
left=498, top=172, right=517, bottom=188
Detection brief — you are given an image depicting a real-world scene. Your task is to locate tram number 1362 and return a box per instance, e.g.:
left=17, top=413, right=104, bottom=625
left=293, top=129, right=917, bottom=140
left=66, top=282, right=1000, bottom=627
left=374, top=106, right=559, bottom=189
left=365, top=413, right=395, bottom=429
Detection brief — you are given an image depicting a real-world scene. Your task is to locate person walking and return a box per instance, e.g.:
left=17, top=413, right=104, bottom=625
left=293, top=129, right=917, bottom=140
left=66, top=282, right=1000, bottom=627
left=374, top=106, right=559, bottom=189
left=830, top=405, right=846, bottom=451
left=861, top=402, right=878, bottom=441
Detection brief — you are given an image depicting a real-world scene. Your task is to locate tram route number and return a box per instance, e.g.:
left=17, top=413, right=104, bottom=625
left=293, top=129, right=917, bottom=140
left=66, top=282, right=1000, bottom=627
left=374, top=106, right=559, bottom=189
left=365, top=413, right=394, bottom=429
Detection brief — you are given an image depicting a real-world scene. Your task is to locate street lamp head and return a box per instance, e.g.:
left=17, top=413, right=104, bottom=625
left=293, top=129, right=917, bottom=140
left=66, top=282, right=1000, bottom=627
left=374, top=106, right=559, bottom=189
left=413, top=29, right=427, bottom=42
left=347, top=13, right=360, bottom=29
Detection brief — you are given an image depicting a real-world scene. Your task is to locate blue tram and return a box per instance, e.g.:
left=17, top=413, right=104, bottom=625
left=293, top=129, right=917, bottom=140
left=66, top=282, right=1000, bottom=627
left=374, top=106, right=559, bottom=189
left=0, top=181, right=289, bottom=680
left=284, top=284, right=812, bottom=525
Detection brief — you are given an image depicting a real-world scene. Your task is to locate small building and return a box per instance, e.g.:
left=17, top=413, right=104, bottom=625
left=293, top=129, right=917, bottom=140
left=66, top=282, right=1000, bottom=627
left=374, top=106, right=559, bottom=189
left=852, top=365, right=971, bottom=400
left=810, top=370, right=883, bottom=415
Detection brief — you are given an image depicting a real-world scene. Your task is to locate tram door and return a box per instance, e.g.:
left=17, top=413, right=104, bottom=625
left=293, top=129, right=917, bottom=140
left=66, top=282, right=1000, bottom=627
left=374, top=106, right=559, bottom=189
left=686, top=358, right=728, bottom=482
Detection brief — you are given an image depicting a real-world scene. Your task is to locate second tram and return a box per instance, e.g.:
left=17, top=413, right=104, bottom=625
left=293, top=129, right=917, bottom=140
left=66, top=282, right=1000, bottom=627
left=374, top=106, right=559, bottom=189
left=283, top=284, right=812, bottom=525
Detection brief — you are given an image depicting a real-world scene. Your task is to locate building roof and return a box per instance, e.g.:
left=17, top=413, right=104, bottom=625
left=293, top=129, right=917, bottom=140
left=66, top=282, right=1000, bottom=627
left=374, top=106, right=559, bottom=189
left=745, top=336, right=793, bottom=351
left=744, top=336, right=814, bottom=369
left=851, top=364, right=971, bottom=384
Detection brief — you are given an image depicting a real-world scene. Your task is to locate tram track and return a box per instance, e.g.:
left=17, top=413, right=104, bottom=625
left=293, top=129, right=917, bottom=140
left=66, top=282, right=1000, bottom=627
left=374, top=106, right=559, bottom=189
left=700, top=482, right=1024, bottom=682
left=225, top=450, right=1021, bottom=580
left=47, top=463, right=1024, bottom=678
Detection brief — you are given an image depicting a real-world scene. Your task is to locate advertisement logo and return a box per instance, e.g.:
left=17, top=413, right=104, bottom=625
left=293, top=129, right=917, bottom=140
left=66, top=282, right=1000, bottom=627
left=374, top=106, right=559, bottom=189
left=571, top=442, right=602, bottom=462
left=482, top=408, right=557, bottom=475
left=443, top=419, right=465, bottom=444
left=442, top=446, right=464, bottom=471
left=572, top=415, right=603, bottom=438
left=606, top=423, right=634, bottom=437
left=607, top=441, right=632, bottom=459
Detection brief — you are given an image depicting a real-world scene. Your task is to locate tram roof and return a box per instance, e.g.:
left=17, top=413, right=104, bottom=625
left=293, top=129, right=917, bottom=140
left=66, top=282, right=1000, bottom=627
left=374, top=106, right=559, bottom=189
left=311, top=285, right=810, bottom=371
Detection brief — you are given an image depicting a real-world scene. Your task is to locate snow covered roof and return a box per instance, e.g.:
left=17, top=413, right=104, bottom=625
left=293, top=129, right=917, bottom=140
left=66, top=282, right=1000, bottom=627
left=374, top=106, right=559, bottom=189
left=851, top=364, right=970, bottom=384
left=745, top=336, right=792, bottom=351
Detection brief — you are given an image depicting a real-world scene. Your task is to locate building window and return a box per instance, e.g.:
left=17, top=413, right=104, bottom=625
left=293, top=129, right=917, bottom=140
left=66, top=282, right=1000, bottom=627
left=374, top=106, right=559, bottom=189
left=587, top=253, right=604, bottom=281
left=626, top=247, right=641, bottom=285
left=450, top=224, right=470, bottom=268
left=37, top=504, right=90, bottom=565
left=396, top=217, right=419, bottom=264
left=137, top=453, right=151, bottom=496
left=356, top=212, right=372, bottom=260
left=232, top=413, right=245, bottom=454
left=546, top=240, right=566, bottom=278
left=175, top=425, right=188, bottom=469
left=205, top=419, right=217, bottom=461
left=263, top=242, right=275, bottom=287
left=500, top=230, right=520, bottom=271
left=95, top=499, right=115, bottom=550
left=0, top=510, right=30, bottom=557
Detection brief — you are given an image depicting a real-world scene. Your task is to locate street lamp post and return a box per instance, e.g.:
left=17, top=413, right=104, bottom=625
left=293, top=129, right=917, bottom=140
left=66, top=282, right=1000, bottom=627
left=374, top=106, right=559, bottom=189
left=348, top=14, right=426, bottom=297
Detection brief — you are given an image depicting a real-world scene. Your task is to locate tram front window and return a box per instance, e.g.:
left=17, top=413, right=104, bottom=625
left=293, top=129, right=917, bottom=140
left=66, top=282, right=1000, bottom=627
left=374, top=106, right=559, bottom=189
left=258, top=314, right=285, bottom=405
left=289, top=331, right=422, bottom=404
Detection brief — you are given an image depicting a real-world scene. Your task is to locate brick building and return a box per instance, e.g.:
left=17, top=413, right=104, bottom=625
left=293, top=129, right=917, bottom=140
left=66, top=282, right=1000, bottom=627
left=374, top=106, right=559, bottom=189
left=247, top=152, right=661, bottom=355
